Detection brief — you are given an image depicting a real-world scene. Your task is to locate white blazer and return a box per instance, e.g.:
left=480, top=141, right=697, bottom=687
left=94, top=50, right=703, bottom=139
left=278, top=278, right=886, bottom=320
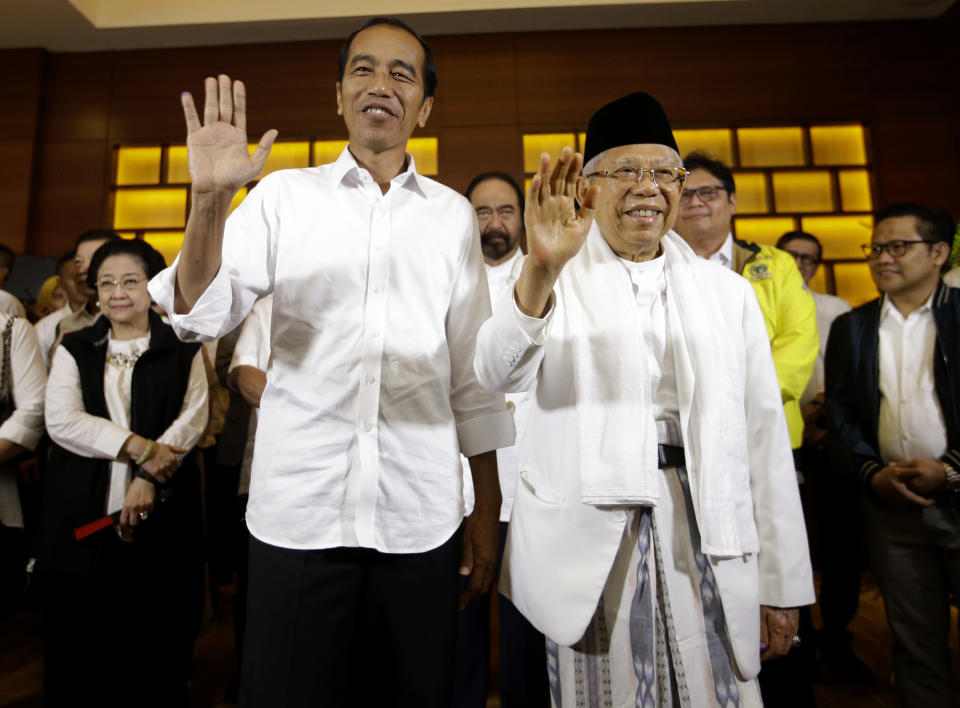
left=474, top=252, right=814, bottom=680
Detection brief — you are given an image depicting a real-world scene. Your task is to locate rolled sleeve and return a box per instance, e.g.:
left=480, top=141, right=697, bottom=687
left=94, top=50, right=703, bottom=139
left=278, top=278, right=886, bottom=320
left=0, top=318, right=46, bottom=450
left=457, top=408, right=516, bottom=458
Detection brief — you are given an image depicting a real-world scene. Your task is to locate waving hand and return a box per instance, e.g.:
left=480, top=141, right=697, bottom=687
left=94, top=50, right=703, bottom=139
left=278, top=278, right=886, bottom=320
left=180, top=75, right=278, bottom=195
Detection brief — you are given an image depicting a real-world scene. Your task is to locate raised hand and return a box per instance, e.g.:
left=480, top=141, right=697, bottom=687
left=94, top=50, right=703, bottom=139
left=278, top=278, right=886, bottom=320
left=181, top=74, right=278, bottom=195
left=514, top=147, right=600, bottom=317
left=524, top=147, right=599, bottom=273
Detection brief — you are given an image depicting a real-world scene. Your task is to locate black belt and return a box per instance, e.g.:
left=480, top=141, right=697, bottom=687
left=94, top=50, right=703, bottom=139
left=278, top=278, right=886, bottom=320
left=657, top=443, right=685, bottom=469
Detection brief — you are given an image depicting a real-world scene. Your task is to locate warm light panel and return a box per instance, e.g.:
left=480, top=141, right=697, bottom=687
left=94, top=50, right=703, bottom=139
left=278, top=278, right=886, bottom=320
left=833, top=262, right=877, bottom=306
left=230, top=188, right=248, bottom=215
left=578, top=133, right=586, bottom=152
left=143, top=232, right=185, bottom=266
left=810, top=125, right=867, bottom=166
left=732, top=172, right=768, bottom=214
left=251, top=141, right=310, bottom=178
left=772, top=171, right=834, bottom=213
left=523, top=133, right=576, bottom=173
left=313, top=140, right=349, bottom=165
left=114, top=188, right=187, bottom=229
left=800, top=215, right=874, bottom=260
left=116, top=146, right=161, bottom=185
left=675, top=129, right=734, bottom=165
left=838, top=170, right=873, bottom=212
left=807, top=268, right=828, bottom=295
left=408, top=137, right=439, bottom=175
left=734, top=217, right=798, bottom=245
left=737, top=127, right=805, bottom=167
left=167, top=145, right=190, bottom=183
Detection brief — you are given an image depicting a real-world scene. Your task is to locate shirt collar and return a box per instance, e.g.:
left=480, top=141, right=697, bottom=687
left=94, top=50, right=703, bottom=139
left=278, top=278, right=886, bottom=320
left=331, top=144, right=427, bottom=199
left=880, top=289, right=935, bottom=323
left=707, top=233, right=734, bottom=269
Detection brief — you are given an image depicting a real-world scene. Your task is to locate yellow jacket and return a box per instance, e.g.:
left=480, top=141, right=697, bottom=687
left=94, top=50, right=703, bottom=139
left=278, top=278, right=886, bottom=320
left=733, top=238, right=818, bottom=448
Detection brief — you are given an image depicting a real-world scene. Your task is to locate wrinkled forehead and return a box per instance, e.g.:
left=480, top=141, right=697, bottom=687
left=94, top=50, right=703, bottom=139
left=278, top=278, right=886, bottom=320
left=596, top=143, right=681, bottom=167
left=470, top=178, right=520, bottom=209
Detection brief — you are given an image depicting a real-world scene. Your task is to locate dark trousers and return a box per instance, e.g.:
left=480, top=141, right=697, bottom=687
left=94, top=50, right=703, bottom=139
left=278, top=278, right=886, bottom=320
left=240, top=526, right=463, bottom=708
left=454, top=521, right=550, bottom=708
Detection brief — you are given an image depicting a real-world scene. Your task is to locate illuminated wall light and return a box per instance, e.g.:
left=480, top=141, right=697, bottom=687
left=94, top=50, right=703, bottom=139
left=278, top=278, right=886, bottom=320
left=229, top=188, right=248, bottom=215
left=772, top=171, right=834, bottom=213
left=810, top=125, right=867, bottom=166
left=313, top=140, right=349, bottom=165
left=732, top=172, right=769, bottom=214
left=838, top=170, right=873, bottom=212
left=734, top=217, right=798, bottom=245
left=800, top=215, right=874, bottom=260
left=737, top=127, right=805, bottom=167
left=408, top=137, right=439, bottom=175
left=114, top=188, right=187, bottom=230
left=833, top=262, right=878, bottom=307
left=116, top=146, right=162, bottom=186
left=523, top=133, right=576, bottom=173
left=167, top=145, right=190, bottom=183
left=675, top=129, right=735, bottom=165
left=578, top=133, right=586, bottom=151
left=142, top=232, right=186, bottom=267
left=249, top=141, right=310, bottom=178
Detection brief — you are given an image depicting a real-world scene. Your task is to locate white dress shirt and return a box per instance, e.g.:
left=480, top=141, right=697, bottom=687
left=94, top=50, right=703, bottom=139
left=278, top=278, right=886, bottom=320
left=34, top=303, right=74, bottom=368
left=0, top=313, right=47, bottom=528
left=46, top=336, right=208, bottom=514
left=877, top=293, right=948, bottom=463
left=0, top=290, right=26, bottom=318
left=707, top=233, right=734, bottom=269
left=149, top=147, right=514, bottom=553
left=229, top=295, right=273, bottom=497
left=801, top=290, right=851, bottom=406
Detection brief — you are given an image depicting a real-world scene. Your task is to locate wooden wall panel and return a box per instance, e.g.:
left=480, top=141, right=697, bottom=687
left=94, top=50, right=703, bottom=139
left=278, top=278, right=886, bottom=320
left=40, top=52, right=112, bottom=143
left=29, top=141, right=109, bottom=257
left=431, top=33, right=517, bottom=128
left=0, top=140, right=38, bottom=253
left=439, top=125, right=522, bottom=195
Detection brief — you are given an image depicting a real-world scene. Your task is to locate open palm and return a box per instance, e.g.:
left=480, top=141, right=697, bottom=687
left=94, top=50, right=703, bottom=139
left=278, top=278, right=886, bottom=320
left=524, top=147, right=599, bottom=272
left=181, top=74, right=277, bottom=195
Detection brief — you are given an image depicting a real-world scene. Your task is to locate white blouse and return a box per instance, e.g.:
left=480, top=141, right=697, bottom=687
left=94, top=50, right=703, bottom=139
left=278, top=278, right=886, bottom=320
left=46, top=334, right=209, bottom=514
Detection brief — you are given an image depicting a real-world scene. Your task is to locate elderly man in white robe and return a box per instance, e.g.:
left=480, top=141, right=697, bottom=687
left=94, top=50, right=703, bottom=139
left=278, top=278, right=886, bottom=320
left=474, top=93, right=814, bottom=707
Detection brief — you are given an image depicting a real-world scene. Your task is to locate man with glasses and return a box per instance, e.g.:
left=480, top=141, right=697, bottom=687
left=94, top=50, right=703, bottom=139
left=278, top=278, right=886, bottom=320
left=825, top=203, right=960, bottom=708
left=475, top=92, right=813, bottom=707
left=674, top=153, right=817, bottom=456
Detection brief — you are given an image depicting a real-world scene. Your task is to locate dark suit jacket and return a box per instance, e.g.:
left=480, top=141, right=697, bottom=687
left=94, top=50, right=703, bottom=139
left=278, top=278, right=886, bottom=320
left=824, top=279, right=960, bottom=492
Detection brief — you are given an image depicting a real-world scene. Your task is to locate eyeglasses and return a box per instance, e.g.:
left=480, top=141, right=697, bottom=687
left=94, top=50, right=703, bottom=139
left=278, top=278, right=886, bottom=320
left=586, top=166, right=687, bottom=190
left=678, top=185, right=727, bottom=205
left=860, top=240, right=938, bottom=259
left=97, top=276, right=147, bottom=292
left=783, top=250, right=820, bottom=267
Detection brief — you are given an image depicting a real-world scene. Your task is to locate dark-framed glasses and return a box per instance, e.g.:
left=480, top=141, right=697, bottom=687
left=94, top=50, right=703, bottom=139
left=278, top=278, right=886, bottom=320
left=783, top=250, right=820, bottom=267
left=97, top=276, right=147, bottom=292
left=586, top=165, right=687, bottom=190
left=860, top=240, right=938, bottom=260
left=679, top=185, right=727, bottom=205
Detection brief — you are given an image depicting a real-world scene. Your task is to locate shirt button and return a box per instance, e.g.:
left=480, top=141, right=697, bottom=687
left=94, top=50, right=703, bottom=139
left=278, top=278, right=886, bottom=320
left=366, top=375, right=376, bottom=384
left=371, top=330, right=380, bottom=338
left=373, top=286, right=381, bottom=294
left=362, top=422, right=373, bottom=432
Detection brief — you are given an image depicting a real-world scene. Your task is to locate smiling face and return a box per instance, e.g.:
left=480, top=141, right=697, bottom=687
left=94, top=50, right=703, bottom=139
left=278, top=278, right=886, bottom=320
left=674, top=168, right=737, bottom=255
left=95, top=254, right=152, bottom=331
left=868, top=215, right=948, bottom=300
left=336, top=24, right=434, bottom=159
left=470, top=178, right=523, bottom=265
left=579, top=143, right=683, bottom=261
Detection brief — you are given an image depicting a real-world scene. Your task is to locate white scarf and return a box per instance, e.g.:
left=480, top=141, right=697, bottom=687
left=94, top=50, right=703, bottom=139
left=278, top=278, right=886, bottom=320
left=558, top=224, right=756, bottom=556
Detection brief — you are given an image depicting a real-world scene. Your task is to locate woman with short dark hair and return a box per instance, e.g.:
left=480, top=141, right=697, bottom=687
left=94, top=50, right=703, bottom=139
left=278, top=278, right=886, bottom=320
left=38, top=238, right=208, bottom=707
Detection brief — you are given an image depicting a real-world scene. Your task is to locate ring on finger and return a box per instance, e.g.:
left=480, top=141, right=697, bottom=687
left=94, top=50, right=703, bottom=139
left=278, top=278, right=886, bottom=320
left=139, top=511, right=149, bottom=521
left=790, top=635, right=801, bottom=648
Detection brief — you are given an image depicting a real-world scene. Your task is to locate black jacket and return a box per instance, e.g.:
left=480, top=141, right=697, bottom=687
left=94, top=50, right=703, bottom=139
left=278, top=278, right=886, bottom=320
left=824, top=279, right=960, bottom=492
left=37, top=310, right=203, bottom=575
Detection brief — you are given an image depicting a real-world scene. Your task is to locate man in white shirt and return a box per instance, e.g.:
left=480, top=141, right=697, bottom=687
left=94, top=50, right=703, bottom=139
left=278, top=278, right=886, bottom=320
left=34, top=250, right=87, bottom=368
left=0, top=310, right=46, bottom=613
left=455, top=172, right=548, bottom=708
left=475, top=92, right=813, bottom=707
left=825, top=203, right=960, bottom=707
left=0, top=244, right=26, bottom=319
left=148, top=17, right=513, bottom=707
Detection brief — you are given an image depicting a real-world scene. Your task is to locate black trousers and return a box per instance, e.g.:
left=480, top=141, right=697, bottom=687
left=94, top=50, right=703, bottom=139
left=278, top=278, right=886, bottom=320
left=240, top=526, right=463, bottom=708
left=454, top=521, right=550, bottom=708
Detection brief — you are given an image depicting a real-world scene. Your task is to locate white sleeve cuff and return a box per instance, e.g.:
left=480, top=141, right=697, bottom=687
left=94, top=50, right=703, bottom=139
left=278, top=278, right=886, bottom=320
left=512, top=292, right=554, bottom=345
left=148, top=256, right=237, bottom=342
left=0, top=419, right=41, bottom=450
left=457, top=408, right=516, bottom=458
left=93, top=422, right=134, bottom=460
